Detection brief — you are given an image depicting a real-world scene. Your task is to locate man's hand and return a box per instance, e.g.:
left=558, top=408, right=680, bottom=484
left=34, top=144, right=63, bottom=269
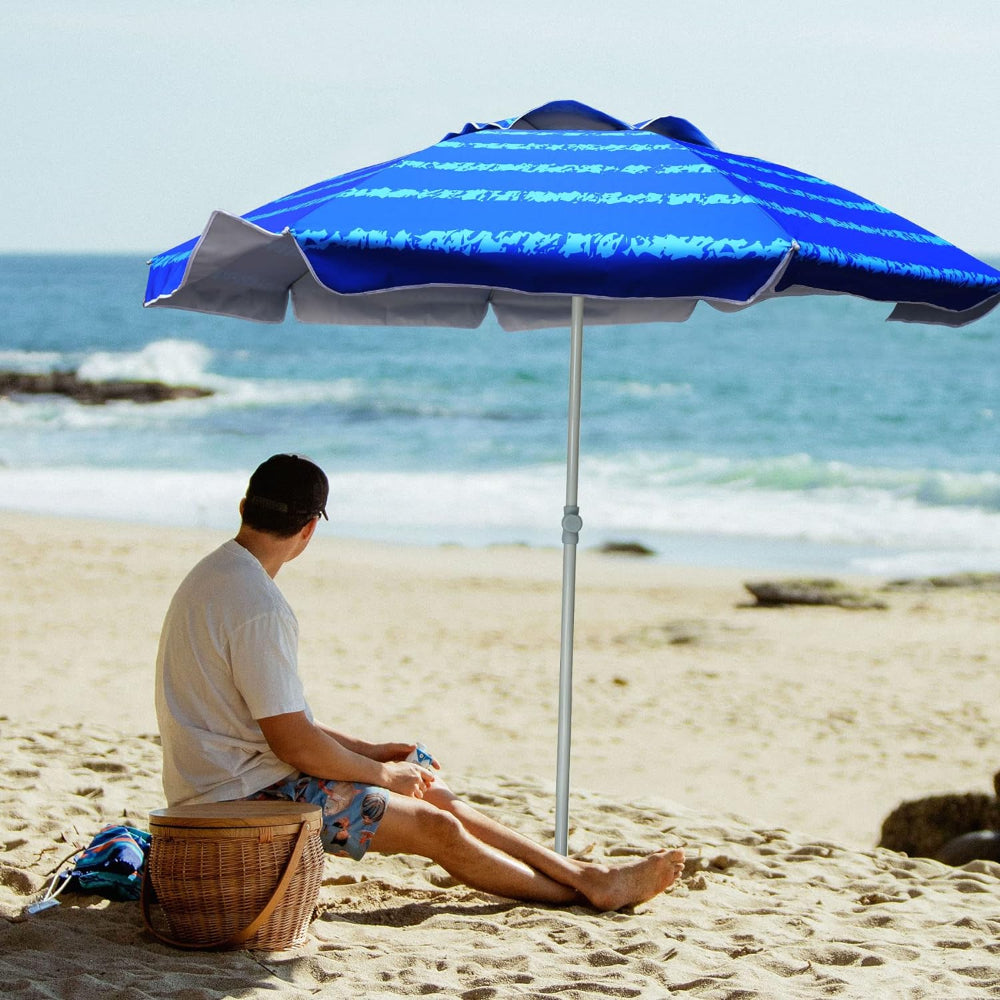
left=380, top=760, right=436, bottom=798
left=370, top=742, right=442, bottom=770
left=368, top=742, right=417, bottom=763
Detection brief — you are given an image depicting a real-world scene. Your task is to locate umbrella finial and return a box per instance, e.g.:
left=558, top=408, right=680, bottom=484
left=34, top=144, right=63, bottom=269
left=507, top=100, right=632, bottom=132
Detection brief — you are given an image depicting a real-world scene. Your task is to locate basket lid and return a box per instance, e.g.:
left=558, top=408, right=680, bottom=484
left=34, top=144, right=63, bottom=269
left=150, top=800, right=322, bottom=830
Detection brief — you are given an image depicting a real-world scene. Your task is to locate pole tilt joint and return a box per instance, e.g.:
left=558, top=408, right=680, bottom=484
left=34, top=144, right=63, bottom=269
left=561, top=506, right=583, bottom=545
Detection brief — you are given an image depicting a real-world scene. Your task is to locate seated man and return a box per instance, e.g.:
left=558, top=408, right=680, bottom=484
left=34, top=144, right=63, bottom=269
left=155, top=454, right=685, bottom=911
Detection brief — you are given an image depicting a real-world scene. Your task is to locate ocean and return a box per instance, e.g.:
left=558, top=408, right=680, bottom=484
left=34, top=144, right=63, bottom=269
left=1, top=253, right=998, bottom=576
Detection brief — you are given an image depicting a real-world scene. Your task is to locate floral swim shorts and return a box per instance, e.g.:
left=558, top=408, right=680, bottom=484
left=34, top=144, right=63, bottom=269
left=246, top=773, right=389, bottom=861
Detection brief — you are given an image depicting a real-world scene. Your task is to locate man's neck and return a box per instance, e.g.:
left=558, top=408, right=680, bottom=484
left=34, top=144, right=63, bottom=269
left=233, top=527, right=288, bottom=579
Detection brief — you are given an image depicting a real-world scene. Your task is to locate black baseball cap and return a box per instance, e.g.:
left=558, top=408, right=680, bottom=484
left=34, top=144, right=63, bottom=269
left=244, top=454, right=329, bottom=521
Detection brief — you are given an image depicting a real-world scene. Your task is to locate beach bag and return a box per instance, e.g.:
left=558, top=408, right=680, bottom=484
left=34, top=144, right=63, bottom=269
left=56, top=824, right=152, bottom=902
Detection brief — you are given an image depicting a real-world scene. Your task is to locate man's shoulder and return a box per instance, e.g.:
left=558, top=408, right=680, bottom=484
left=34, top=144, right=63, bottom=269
left=186, top=539, right=257, bottom=577
left=177, top=541, right=277, bottom=606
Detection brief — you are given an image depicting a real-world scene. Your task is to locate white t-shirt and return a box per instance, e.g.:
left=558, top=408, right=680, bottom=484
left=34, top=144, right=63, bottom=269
left=155, top=539, right=310, bottom=805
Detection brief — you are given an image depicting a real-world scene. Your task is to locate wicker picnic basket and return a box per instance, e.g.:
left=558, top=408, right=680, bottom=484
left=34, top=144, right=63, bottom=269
left=142, top=801, right=324, bottom=951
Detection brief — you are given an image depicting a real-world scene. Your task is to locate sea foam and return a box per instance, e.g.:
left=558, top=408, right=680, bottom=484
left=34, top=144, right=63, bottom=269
left=3, top=462, right=997, bottom=577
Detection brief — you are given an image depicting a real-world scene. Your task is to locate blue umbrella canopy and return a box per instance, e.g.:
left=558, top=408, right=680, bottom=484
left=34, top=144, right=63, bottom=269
left=145, top=100, right=1000, bottom=854
left=146, top=99, right=1000, bottom=328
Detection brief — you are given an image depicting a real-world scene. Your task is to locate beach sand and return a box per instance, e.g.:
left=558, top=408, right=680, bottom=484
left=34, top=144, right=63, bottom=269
left=2, top=511, right=999, bottom=997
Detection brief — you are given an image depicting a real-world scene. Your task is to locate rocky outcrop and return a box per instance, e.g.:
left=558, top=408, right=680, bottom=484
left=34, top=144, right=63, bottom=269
left=743, top=578, right=888, bottom=609
left=879, top=791, right=1000, bottom=860
left=597, top=540, right=657, bottom=557
left=0, top=370, right=213, bottom=405
left=879, top=771, right=1000, bottom=864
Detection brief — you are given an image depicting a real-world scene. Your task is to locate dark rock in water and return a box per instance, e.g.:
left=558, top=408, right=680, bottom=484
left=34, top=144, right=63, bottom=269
left=935, top=830, right=1000, bottom=866
left=0, top=370, right=214, bottom=405
left=879, top=791, right=1000, bottom=859
left=744, top=578, right=888, bottom=610
left=597, top=541, right=656, bottom=557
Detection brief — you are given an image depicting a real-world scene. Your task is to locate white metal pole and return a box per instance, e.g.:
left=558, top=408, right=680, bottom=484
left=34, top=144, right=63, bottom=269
left=555, top=295, right=585, bottom=855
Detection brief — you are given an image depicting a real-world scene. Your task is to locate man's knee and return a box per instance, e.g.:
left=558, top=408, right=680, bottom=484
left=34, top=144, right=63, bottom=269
left=421, top=802, right=465, bottom=845
left=422, top=780, right=460, bottom=815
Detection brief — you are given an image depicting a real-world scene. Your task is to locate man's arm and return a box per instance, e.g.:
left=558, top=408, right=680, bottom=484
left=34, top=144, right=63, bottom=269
left=257, top=711, right=434, bottom=797
left=314, top=724, right=429, bottom=768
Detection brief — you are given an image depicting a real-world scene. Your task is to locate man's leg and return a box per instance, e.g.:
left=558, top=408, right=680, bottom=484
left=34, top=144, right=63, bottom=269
left=370, top=785, right=685, bottom=911
left=423, top=780, right=684, bottom=911
left=369, top=792, right=582, bottom=905
left=424, top=779, right=585, bottom=877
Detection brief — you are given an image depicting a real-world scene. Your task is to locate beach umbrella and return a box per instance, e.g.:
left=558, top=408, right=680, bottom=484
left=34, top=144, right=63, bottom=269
left=145, top=99, right=1000, bottom=854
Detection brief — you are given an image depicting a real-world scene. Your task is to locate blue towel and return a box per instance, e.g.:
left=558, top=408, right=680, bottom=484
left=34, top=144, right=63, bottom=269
left=58, top=825, right=152, bottom=902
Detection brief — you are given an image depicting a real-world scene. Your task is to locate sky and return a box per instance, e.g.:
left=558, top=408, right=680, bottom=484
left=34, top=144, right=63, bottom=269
left=3, top=0, right=998, bottom=257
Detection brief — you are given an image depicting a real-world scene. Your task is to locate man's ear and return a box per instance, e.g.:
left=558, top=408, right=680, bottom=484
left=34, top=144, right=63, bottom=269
left=239, top=498, right=246, bottom=516
left=301, top=517, right=319, bottom=543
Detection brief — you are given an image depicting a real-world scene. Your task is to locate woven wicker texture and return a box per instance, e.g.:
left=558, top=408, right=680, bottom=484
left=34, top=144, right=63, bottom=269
left=148, top=807, right=324, bottom=951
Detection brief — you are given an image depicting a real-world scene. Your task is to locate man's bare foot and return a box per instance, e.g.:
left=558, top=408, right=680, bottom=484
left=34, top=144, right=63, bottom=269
left=577, top=848, right=685, bottom=911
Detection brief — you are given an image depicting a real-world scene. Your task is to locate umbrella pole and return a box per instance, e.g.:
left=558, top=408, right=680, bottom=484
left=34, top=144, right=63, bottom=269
left=555, top=295, right=585, bottom=855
